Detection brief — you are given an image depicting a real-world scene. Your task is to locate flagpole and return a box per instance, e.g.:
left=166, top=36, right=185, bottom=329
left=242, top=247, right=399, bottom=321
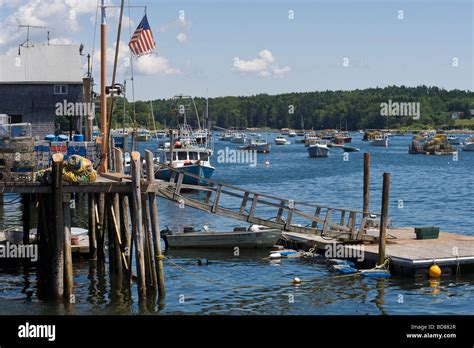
left=99, top=0, right=108, bottom=173
left=106, top=0, right=126, bottom=169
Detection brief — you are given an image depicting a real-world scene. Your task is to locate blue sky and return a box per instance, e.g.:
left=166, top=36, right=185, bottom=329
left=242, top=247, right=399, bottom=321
left=0, top=0, right=472, bottom=99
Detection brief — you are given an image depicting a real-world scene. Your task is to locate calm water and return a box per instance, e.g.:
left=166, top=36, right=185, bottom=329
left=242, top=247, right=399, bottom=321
left=1, top=132, right=473, bottom=315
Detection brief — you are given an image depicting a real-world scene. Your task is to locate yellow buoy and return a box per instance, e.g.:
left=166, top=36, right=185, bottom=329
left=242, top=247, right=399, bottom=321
left=429, top=264, right=442, bottom=278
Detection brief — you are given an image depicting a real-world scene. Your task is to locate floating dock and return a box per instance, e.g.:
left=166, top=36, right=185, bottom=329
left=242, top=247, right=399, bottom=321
left=283, top=227, right=474, bottom=276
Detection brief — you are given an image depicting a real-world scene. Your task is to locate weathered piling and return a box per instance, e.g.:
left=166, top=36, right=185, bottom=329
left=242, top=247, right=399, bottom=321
left=378, top=172, right=391, bottom=266
left=36, top=194, right=52, bottom=299
left=97, top=193, right=106, bottom=262
left=142, top=194, right=157, bottom=292
left=145, top=150, right=166, bottom=302
left=114, top=147, right=132, bottom=281
left=120, top=193, right=132, bottom=281
left=363, top=153, right=370, bottom=217
left=131, top=151, right=146, bottom=300
left=63, top=193, right=73, bottom=301
left=88, top=193, right=97, bottom=260
left=51, top=153, right=64, bottom=301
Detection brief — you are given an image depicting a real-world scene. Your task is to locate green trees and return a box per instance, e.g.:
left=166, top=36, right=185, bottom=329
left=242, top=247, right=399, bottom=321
left=110, top=86, right=474, bottom=130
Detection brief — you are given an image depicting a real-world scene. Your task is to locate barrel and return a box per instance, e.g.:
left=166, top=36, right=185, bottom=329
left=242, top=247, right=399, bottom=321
left=73, top=134, right=84, bottom=142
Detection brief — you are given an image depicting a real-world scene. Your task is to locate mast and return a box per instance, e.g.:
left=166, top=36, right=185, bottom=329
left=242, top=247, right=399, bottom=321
left=206, top=89, right=209, bottom=130
left=122, top=80, right=127, bottom=134
left=150, top=100, right=157, bottom=136
left=99, top=0, right=108, bottom=172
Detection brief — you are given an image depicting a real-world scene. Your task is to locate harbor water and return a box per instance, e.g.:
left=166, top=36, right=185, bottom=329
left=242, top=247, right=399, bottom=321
left=0, top=132, right=473, bottom=315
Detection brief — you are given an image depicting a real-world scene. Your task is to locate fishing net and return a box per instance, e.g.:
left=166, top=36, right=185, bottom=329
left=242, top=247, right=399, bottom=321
left=63, top=155, right=97, bottom=183
left=36, top=155, right=97, bottom=184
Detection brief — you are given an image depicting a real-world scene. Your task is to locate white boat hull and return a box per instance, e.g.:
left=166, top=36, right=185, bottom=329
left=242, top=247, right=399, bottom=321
left=241, top=143, right=271, bottom=153
left=232, top=137, right=247, bottom=144
left=369, top=138, right=389, bottom=147
left=308, top=144, right=330, bottom=157
left=462, top=142, right=474, bottom=151
left=275, top=139, right=288, bottom=145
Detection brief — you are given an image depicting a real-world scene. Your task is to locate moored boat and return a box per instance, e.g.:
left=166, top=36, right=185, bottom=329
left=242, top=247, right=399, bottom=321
left=304, top=132, right=320, bottom=146
left=161, top=225, right=282, bottom=249
left=231, top=133, right=247, bottom=144
left=136, top=128, right=151, bottom=141
left=307, top=140, right=330, bottom=157
left=240, top=137, right=271, bottom=153
left=342, top=145, right=360, bottom=152
left=447, top=135, right=461, bottom=145
left=274, top=135, right=290, bottom=145
left=219, top=129, right=237, bottom=141
left=154, top=143, right=215, bottom=185
left=369, top=134, right=389, bottom=147
left=462, top=137, right=474, bottom=151
left=409, top=134, right=455, bottom=155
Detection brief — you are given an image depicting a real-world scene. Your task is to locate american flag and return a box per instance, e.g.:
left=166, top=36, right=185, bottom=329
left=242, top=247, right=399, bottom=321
left=128, top=15, right=156, bottom=57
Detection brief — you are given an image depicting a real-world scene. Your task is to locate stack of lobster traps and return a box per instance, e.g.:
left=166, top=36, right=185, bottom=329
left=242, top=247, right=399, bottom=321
left=0, top=123, right=35, bottom=183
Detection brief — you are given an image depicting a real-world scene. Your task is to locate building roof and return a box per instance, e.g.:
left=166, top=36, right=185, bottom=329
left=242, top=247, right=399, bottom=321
left=0, top=45, right=83, bottom=84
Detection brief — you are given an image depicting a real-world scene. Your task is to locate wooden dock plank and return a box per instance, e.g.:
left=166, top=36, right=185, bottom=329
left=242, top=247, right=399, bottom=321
left=283, top=227, right=474, bottom=270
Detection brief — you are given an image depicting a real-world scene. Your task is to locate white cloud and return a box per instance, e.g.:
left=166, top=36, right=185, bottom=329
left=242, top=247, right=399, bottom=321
left=272, top=65, right=291, bottom=78
left=233, top=49, right=290, bottom=78
left=48, top=37, right=74, bottom=45
left=176, top=32, right=188, bottom=44
left=135, top=54, right=180, bottom=75
left=93, top=40, right=180, bottom=77
left=258, top=49, right=274, bottom=64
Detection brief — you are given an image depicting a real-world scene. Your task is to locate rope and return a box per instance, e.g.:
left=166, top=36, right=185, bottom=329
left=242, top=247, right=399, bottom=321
left=163, top=255, right=255, bottom=288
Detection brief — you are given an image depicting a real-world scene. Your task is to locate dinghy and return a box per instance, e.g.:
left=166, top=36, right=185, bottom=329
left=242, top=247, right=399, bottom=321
left=161, top=225, right=282, bottom=249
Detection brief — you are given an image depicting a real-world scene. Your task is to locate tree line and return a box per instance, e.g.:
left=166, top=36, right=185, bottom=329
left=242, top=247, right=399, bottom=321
left=108, top=85, right=474, bottom=131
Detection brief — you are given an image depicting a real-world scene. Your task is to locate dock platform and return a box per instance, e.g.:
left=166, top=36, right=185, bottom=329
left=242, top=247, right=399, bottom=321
left=283, top=227, right=474, bottom=276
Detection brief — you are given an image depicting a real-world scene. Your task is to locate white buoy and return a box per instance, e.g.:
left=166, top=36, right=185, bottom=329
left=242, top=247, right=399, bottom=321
left=293, top=277, right=302, bottom=285
left=270, top=253, right=282, bottom=259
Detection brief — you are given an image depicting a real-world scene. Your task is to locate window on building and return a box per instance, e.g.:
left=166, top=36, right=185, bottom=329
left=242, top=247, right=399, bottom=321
left=54, top=85, right=68, bottom=95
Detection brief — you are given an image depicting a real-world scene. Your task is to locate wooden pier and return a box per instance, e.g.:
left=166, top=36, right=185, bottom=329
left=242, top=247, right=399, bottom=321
left=1, top=149, right=167, bottom=307
left=1, top=151, right=473, bottom=308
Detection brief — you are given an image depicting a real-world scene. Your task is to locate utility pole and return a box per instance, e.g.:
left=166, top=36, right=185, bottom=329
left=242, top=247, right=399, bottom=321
left=99, top=0, right=108, bottom=172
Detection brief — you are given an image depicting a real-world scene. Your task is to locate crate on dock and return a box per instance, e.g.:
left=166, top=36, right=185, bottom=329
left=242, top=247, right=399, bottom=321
left=50, top=141, right=67, bottom=153
left=10, top=138, right=34, bottom=152
left=415, top=226, right=440, bottom=240
left=9, top=171, right=34, bottom=182
left=67, top=141, right=87, bottom=156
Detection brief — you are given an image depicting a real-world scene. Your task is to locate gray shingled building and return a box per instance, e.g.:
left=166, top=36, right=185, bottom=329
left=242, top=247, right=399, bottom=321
left=0, top=44, right=84, bottom=138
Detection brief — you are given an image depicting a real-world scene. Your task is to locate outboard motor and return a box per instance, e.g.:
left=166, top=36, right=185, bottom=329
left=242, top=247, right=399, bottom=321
left=160, top=226, right=172, bottom=249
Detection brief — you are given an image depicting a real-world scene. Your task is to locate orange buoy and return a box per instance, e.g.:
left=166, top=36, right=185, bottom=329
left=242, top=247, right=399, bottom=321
left=292, top=277, right=302, bottom=285
left=429, top=264, right=442, bottom=278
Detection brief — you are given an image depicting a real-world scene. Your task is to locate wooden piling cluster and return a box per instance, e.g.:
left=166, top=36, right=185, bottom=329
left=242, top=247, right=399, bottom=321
left=33, top=149, right=165, bottom=305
